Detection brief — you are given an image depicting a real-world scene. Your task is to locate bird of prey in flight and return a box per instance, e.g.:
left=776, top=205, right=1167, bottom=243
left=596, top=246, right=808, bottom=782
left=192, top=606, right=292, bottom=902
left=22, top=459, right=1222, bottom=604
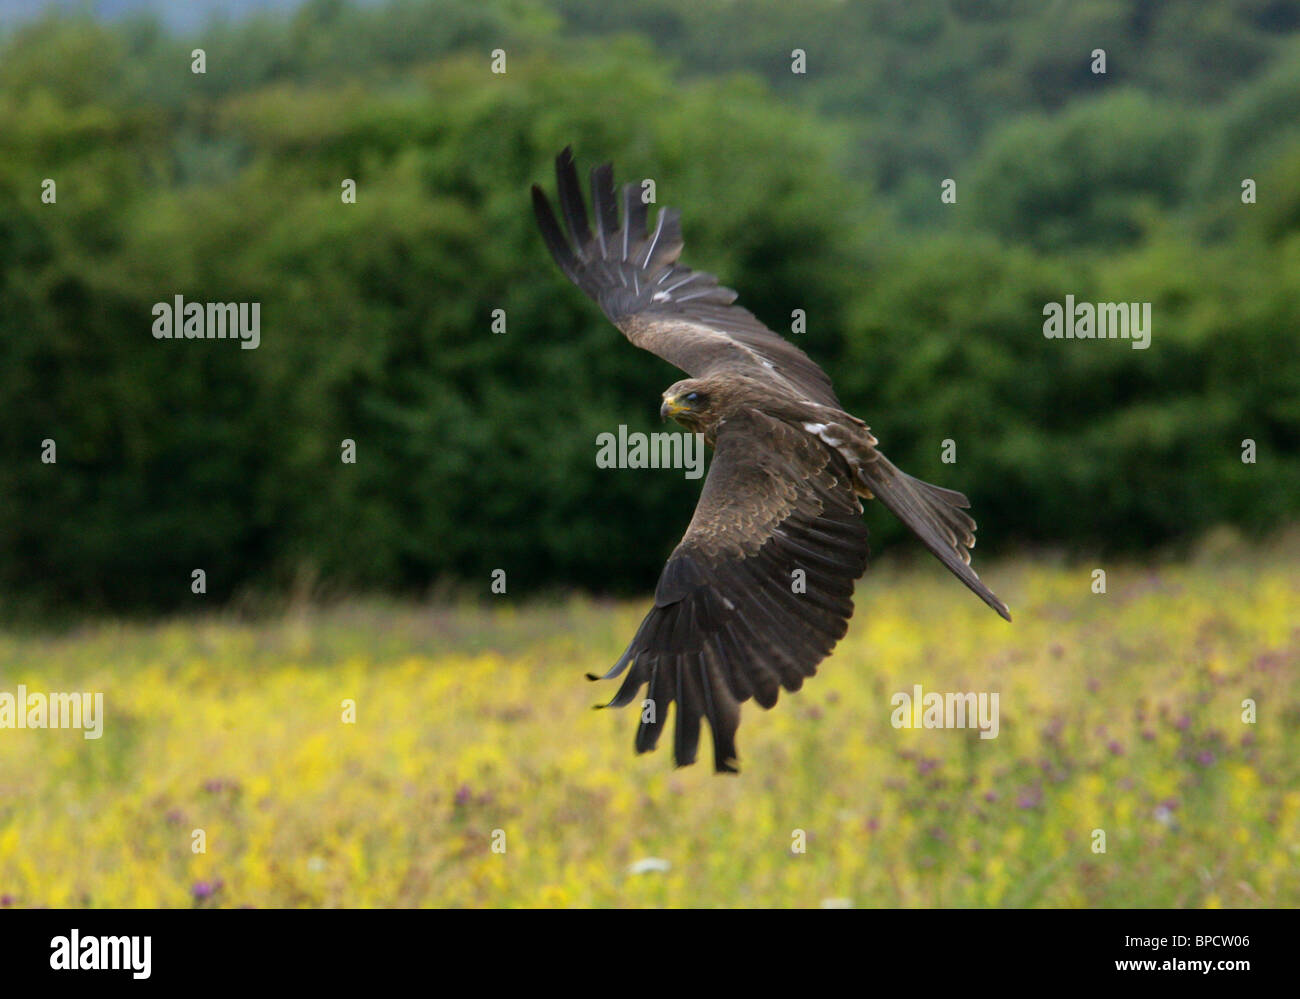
left=532, top=147, right=1010, bottom=773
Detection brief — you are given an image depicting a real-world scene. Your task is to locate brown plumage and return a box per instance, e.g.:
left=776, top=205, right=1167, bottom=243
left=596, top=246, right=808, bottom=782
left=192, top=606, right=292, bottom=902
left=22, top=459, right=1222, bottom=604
left=533, top=147, right=1010, bottom=773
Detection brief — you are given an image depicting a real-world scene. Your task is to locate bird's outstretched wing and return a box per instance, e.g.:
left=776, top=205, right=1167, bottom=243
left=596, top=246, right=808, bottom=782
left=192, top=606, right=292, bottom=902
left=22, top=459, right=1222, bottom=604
left=533, top=146, right=1011, bottom=650
left=592, top=409, right=869, bottom=772
left=531, top=146, right=841, bottom=408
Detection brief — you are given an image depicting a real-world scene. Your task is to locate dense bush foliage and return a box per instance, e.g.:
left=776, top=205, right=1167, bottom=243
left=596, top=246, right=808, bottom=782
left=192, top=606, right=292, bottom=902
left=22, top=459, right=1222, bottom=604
left=0, top=1, right=1297, bottom=612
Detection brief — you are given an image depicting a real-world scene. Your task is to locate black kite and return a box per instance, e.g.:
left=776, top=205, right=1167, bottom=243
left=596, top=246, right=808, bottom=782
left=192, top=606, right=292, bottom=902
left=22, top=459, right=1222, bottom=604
left=533, top=148, right=1010, bottom=773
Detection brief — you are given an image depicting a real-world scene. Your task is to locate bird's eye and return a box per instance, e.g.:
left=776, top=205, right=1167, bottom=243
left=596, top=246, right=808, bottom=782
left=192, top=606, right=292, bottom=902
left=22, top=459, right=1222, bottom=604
left=685, top=392, right=700, bottom=403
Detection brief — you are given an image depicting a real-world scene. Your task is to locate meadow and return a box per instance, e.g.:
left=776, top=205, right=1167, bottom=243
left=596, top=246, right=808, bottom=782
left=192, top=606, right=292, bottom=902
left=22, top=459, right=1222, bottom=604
left=1, top=533, right=1297, bottom=908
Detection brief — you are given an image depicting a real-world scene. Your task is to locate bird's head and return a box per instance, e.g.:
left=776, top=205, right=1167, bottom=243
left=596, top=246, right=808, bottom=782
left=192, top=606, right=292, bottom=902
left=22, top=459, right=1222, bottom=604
left=660, top=379, right=717, bottom=431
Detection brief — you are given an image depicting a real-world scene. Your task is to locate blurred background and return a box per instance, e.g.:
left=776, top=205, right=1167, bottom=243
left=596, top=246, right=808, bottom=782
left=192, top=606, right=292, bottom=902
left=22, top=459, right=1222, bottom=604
left=1, top=0, right=1298, bottom=617
left=1, top=0, right=1299, bottom=911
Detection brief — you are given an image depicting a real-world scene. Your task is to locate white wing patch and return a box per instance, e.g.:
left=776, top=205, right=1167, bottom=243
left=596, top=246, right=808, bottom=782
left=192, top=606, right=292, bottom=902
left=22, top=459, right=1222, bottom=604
left=802, top=421, right=844, bottom=448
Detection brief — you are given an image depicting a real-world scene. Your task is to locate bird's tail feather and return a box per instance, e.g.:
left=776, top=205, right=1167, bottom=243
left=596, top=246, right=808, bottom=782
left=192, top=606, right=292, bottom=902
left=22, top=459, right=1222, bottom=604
left=859, top=456, right=1012, bottom=621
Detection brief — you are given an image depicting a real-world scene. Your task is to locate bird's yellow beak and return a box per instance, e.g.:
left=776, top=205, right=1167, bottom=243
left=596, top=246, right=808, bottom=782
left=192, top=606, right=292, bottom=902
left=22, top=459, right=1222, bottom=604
left=660, top=395, right=689, bottom=421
